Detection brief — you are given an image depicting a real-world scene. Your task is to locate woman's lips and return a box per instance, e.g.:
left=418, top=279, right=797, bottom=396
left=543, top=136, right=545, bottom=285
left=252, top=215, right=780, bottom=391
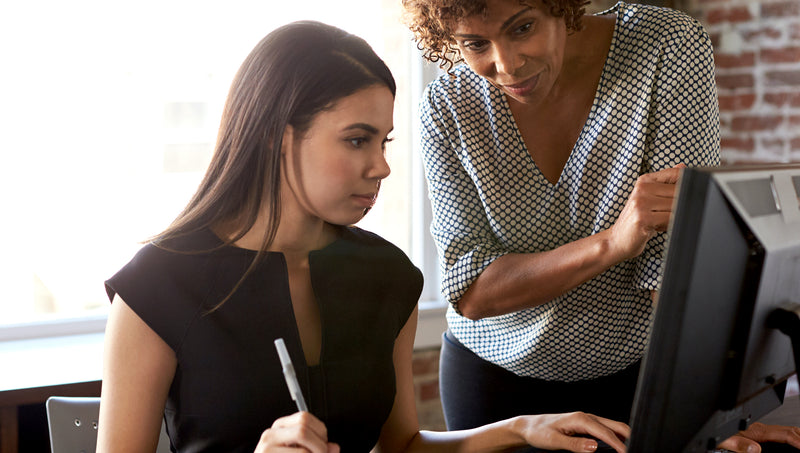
left=352, top=193, right=377, bottom=208
left=502, top=73, right=540, bottom=97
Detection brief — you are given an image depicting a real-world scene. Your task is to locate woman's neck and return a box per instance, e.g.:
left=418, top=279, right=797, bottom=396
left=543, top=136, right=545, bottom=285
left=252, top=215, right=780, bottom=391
left=216, top=209, right=340, bottom=255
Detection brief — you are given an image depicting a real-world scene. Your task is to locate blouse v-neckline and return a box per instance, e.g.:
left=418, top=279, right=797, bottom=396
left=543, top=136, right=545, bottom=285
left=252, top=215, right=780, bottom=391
left=494, top=4, right=622, bottom=189
left=207, top=227, right=350, bottom=369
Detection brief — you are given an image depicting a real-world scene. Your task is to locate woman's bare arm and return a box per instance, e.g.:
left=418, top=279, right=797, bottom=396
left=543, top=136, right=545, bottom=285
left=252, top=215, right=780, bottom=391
left=97, top=295, right=176, bottom=453
left=373, top=306, right=629, bottom=453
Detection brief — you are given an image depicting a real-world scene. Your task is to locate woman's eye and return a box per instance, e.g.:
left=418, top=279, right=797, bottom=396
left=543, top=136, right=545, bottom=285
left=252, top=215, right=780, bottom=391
left=381, top=137, right=395, bottom=151
left=514, top=22, right=533, bottom=35
left=462, top=40, right=488, bottom=52
left=349, top=137, right=368, bottom=147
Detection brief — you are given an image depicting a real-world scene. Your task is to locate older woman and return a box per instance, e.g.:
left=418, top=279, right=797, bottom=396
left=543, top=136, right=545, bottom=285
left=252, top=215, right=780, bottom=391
left=403, top=1, right=800, bottom=450
left=403, top=0, right=717, bottom=432
left=403, top=0, right=800, bottom=451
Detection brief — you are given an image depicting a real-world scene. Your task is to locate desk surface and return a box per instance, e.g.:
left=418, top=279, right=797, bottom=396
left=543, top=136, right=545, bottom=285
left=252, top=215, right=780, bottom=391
left=0, top=333, right=103, bottom=395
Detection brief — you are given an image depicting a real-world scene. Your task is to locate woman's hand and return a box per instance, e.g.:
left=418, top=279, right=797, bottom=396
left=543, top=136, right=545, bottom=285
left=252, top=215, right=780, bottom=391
left=715, top=422, right=800, bottom=453
left=608, top=164, right=686, bottom=261
left=513, top=412, right=630, bottom=453
left=254, top=412, right=340, bottom=453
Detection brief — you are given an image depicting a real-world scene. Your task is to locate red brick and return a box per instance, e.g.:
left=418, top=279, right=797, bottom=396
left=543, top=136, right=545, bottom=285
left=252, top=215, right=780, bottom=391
left=765, top=70, right=800, bottom=86
left=761, top=1, right=800, bottom=18
left=714, top=52, right=756, bottom=68
left=705, top=8, right=727, bottom=24
left=728, top=6, right=754, bottom=22
left=731, top=115, right=783, bottom=131
left=721, top=136, right=756, bottom=152
left=709, top=32, right=721, bottom=49
left=762, top=47, right=800, bottom=64
left=412, top=355, right=438, bottom=375
left=765, top=92, right=800, bottom=107
left=418, top=381, right=440, bottom=401
left=791, top=137, right=800, bottom=150
left=705, top=6, right=753, bottom=24
left=762, top=138, right=786, bottom=150
left=716, top=73, right=755, bottom=90
left=718, top=93, right=756, bottom=111
left=790, top=115, right=800, bottom=126
left=742, top=27, right=783, bottom=42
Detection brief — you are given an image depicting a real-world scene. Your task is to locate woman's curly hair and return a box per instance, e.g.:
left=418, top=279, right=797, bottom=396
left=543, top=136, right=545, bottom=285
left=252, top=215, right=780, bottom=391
left=402, top=0, right=589, bottom=72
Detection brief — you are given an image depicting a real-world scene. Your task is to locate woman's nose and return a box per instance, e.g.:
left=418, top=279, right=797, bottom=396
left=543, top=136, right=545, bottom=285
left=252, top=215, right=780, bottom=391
left=369, top=152, right=391, bottom=180
left=493, top=44, right=524, bottom=76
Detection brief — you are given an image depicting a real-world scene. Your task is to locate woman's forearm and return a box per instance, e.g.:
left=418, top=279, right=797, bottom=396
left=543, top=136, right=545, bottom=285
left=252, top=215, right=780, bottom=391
left=396, top=413, right=628, bottom=453
left=397, top=418, right=524, bottom=453
left=457, top=229, right=623, bottom=320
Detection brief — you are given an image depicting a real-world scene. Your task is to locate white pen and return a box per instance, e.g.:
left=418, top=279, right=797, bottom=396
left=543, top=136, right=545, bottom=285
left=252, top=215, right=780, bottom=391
left=274, top=338, right=309, bottom=412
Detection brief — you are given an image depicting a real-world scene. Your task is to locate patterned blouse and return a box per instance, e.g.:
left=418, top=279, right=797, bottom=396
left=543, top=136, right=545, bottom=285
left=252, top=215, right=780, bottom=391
left=419, top=2, right=720, bottom=381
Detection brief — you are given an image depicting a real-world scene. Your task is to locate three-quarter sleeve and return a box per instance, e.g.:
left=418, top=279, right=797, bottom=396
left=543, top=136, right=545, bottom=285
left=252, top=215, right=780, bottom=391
left=419, top=84, right=509, bottom=309
left=635, top=15, right=721, bottom=291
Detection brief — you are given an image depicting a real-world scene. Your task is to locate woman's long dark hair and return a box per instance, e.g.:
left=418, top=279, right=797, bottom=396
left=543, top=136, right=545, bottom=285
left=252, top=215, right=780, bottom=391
left=153, top=21, right=396, bottom=309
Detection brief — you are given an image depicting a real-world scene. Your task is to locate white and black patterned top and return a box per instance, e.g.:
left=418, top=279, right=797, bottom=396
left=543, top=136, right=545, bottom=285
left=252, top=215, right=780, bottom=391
left=419, top=2, right=720, bottom=381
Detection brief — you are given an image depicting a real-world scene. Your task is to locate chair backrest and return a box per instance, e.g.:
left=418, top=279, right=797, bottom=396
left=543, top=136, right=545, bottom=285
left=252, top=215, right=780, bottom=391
left=46, top=396, right=171, bottom=453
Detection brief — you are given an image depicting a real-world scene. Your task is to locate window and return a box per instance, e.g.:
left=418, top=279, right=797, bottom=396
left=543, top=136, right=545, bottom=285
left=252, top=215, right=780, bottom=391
left=0, top=0, right=445, bottom=339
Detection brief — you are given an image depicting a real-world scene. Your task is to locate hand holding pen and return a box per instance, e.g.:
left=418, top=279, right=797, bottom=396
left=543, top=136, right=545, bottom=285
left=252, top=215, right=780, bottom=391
left=252, top=339, right=339, bottom=452
left=254, top=412, right=339, bottom=453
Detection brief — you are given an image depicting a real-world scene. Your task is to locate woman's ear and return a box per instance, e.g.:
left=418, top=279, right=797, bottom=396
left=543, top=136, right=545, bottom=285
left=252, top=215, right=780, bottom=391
left=280, top=125, right=295, bottom=156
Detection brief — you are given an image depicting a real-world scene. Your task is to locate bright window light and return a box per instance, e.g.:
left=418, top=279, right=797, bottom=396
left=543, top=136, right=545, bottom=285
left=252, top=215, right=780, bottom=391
left=0, top=0, right=416, bottom=326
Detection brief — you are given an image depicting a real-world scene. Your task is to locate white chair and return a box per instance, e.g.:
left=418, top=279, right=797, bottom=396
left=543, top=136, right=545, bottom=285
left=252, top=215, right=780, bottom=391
left=46, top=396, right=170, bottom=453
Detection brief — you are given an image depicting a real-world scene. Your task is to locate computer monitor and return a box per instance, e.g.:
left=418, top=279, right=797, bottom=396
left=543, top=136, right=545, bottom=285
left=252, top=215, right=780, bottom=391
left=627, top=163, right=800, bottom=452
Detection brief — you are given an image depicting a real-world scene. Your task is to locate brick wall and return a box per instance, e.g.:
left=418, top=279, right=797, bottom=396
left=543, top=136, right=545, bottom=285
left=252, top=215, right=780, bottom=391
left=682, top=0, right=800, bottom=163
left=412, top=348, right=447, bottom=430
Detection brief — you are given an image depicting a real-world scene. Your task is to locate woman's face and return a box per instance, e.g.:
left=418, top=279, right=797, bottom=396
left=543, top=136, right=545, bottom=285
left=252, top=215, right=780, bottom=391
left=453, top=0, right=567, bottom=106
left=281, top=85, right=394, bottom=227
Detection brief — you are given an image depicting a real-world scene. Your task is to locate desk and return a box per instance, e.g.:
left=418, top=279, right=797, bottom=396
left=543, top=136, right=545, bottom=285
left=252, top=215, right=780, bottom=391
left=0, top=333, right=103, bottom=453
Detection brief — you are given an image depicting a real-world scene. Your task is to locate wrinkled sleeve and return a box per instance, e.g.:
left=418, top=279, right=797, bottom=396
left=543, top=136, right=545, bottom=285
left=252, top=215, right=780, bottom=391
left=636, top=16, right=721, bottom=291
left=418, top=83, right=509, bottom=310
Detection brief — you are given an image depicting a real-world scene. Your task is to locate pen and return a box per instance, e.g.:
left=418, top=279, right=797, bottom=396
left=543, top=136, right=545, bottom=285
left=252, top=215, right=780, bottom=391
left=274, top=338, right=309, bottom=412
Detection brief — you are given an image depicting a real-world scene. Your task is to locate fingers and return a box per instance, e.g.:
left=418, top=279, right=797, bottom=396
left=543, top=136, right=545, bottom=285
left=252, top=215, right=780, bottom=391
left=716, top=434, right=761, bottom=453
left=632, top=164, right=686, bottom=215
left=255, top=412, right=335, bottom=453
left=739, top=423, right=800, bottom=449
left=519, top=412, right=630, bottom=453
left=638, top=164, right=686, bottom=185
left=716, top=423, right=800, bottom=453
left=571, top=413, right=630, bottom=453
left=608, top=164, right=686, bottom=260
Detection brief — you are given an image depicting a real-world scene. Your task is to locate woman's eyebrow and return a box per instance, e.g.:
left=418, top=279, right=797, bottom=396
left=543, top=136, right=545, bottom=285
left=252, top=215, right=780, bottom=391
left=500, top=7, right=534, bottom=31
left=342, top=123, right=394, bottom=135
left=343, top=123, right=379, bottom=134
left=453, top=7, right=533, bottom=39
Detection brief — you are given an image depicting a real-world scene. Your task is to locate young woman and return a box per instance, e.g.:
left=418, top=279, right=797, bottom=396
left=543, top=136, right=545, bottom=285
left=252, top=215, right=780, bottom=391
left=402, top=0, right=800, bottom=450
left=97, top=20, right=630, bottom=453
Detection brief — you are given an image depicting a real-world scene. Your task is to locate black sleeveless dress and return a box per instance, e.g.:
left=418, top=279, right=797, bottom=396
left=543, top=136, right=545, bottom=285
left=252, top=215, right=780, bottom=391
left=105, top=226, right=423, bottom=452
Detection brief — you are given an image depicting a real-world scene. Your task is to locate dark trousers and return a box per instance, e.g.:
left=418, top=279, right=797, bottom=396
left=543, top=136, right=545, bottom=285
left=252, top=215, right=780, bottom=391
left=439, top=330, right=640, bottom=431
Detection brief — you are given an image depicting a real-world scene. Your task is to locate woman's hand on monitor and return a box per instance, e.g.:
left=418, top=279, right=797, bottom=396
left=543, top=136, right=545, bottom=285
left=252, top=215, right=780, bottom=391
left=608, top=164, right=686, bottom=261
left=716, top=422, right=800, bottom=452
